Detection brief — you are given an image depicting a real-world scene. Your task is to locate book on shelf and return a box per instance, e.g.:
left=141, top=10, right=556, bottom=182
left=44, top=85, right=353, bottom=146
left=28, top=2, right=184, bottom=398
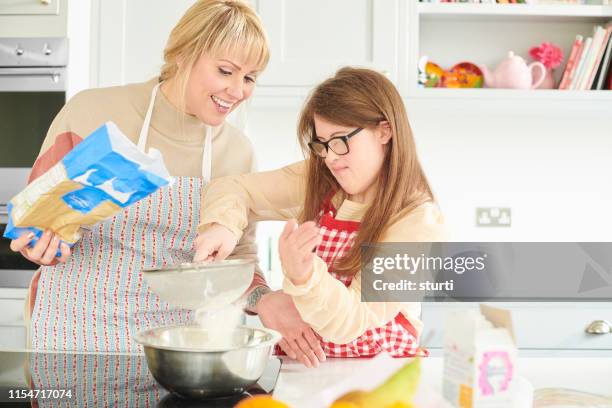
left=569, top=36, right=592, bottom=89
left=566, top=23, right=612, bottom=90
left=585, top=24, right=612, bottom=89
left=576, top=26, right=607, bottom=90
left=558, top=35, right=584, bottom=89
left=594, top=27, right=612, bottom=89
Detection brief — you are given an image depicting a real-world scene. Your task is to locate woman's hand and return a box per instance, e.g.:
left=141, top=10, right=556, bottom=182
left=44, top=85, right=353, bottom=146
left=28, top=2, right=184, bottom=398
left=256, top=290, right=325, bottom=368
left=193, top=223, right=238, bottom=262
left=278, top=220, right=322, bottom=285
left=10, top=230, right=71, bottom=266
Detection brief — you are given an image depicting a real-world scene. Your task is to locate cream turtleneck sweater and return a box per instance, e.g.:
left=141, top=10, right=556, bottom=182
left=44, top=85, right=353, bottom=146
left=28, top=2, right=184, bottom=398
left=38, top=78, right=256, bottom=178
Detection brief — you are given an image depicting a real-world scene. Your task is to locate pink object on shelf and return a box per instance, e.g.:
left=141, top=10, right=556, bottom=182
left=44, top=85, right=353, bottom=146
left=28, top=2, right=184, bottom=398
left=529, top=42, right=564, bottom=69
left=529, top=42, right=564, bottom=90
left=533, top=67, right=556, bottom=90
left=479, top=51, right=546, bottom=89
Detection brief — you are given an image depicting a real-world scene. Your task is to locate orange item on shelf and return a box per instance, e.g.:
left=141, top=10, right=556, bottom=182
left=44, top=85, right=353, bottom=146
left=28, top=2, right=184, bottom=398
left=424, top=61, right=483, bottom=88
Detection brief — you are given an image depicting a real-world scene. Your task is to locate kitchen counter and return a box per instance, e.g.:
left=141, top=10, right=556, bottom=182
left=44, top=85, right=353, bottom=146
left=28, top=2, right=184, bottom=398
left=0, top=350, right=279, bottom=407
left=1, top=349, right=611, bottom=407
left=273, top=353, right=612, bottom=407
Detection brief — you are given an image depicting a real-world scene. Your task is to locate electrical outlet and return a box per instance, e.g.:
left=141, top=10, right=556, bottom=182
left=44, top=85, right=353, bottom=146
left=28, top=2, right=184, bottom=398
left=476, top=207, right=511, bottom=227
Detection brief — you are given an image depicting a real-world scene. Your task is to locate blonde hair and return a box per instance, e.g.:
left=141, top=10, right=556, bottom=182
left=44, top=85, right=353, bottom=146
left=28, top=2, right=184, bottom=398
left=160, top=0, right=269, bottom=103
left=297, top=67, right=434, bottom=276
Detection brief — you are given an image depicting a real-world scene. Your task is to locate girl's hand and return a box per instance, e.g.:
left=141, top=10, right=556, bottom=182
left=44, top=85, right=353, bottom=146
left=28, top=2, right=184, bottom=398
left=10, top=230, right=71, bottom=266
left=278, top=220, right=322, bottom=285
left=256, top=290, right=325, bottom=368
left=193, top=223, right=238, bottom=262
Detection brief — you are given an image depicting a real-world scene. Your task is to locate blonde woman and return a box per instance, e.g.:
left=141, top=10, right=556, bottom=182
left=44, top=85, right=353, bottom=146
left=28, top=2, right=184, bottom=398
left=196, top=67, right=448, bottom=367
left=10, top=0, right=315, bottom=357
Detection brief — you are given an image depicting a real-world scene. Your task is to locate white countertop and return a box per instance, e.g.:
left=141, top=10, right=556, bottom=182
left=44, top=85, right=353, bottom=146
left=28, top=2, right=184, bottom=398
left=273, top=354, right=612, bottom=407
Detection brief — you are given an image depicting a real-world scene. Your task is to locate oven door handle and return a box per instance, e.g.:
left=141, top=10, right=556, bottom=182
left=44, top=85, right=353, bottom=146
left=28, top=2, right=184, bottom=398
left=0, top=71, right=62, bottom=82
left=0, top=67, right=66, bottom=91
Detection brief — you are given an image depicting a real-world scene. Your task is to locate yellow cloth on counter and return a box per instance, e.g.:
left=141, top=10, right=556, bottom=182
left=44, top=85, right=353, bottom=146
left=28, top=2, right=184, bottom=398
left=199, top=161, right=448, bottom=344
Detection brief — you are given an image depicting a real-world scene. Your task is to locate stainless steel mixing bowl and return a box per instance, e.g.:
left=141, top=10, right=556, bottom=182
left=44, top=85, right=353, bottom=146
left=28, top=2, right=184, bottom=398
left=135, top=325, right=281, bottom=399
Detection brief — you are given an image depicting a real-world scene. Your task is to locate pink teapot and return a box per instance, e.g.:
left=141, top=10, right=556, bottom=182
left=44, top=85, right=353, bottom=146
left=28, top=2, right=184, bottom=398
left=479, top=51, right=546, bottom=89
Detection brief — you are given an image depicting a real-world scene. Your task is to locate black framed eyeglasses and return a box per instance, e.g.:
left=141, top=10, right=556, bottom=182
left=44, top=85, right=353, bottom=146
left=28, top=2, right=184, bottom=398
left=308, top=128, right=364, bottom=158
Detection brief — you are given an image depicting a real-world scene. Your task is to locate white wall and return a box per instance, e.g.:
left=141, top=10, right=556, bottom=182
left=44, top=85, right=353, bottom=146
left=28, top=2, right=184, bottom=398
left=407, top=101, right=612, bottom=243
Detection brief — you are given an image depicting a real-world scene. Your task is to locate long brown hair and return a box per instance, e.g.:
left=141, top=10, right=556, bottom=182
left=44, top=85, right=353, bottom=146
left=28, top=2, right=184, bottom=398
left=297, top=67, right=434, bottom=275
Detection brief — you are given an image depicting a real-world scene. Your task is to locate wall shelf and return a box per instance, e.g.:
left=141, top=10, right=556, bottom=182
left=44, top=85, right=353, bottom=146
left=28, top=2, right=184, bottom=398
left=405, top=2, right=612, bottom=104
left=417, top=3, right=612, bottom=22
left=410, top=88, right=612, bottom=101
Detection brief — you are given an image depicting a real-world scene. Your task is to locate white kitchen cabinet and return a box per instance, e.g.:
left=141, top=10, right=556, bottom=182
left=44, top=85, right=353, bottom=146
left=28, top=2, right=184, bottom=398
left=0, top=0, right=60, bottom=15
left=92, top=0, right=400, bottom=93
left=0, top=289, right=27, bottom=326
left=421, top=302, right=612, bottom=351
left=255, top=0, right=399, bottom=92
left=0, top=288, right=28, bottom=350
left=0, top=0, right=66, bottom=37
left=0, top=326, right=27, bottom=350
left=92, top=0, right=196, bottom=87
left=0, top=298, right=26, bottom=327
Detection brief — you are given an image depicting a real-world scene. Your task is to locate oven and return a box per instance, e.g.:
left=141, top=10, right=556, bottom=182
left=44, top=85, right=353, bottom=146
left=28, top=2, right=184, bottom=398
left=0, top=37, right=67, bottom=287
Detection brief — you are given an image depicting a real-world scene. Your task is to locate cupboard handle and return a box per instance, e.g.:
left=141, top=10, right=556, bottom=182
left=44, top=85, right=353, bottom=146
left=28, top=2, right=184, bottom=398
left=40, top=0, right=51, bottom=5
left=585, top=320, right=612, bottom=335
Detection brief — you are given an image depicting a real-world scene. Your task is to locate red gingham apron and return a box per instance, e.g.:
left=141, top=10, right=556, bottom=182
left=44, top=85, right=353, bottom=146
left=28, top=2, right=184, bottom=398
left=280, top=194, right=426, bottom=358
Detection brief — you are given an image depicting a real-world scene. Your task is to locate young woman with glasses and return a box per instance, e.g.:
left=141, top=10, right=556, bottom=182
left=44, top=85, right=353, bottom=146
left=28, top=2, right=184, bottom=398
left=195, top=67, right=447, bottom=367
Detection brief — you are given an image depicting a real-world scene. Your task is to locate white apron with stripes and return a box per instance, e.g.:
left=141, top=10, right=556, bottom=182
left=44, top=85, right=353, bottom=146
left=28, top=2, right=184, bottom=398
left=30, top=82, right=213, bottom=352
